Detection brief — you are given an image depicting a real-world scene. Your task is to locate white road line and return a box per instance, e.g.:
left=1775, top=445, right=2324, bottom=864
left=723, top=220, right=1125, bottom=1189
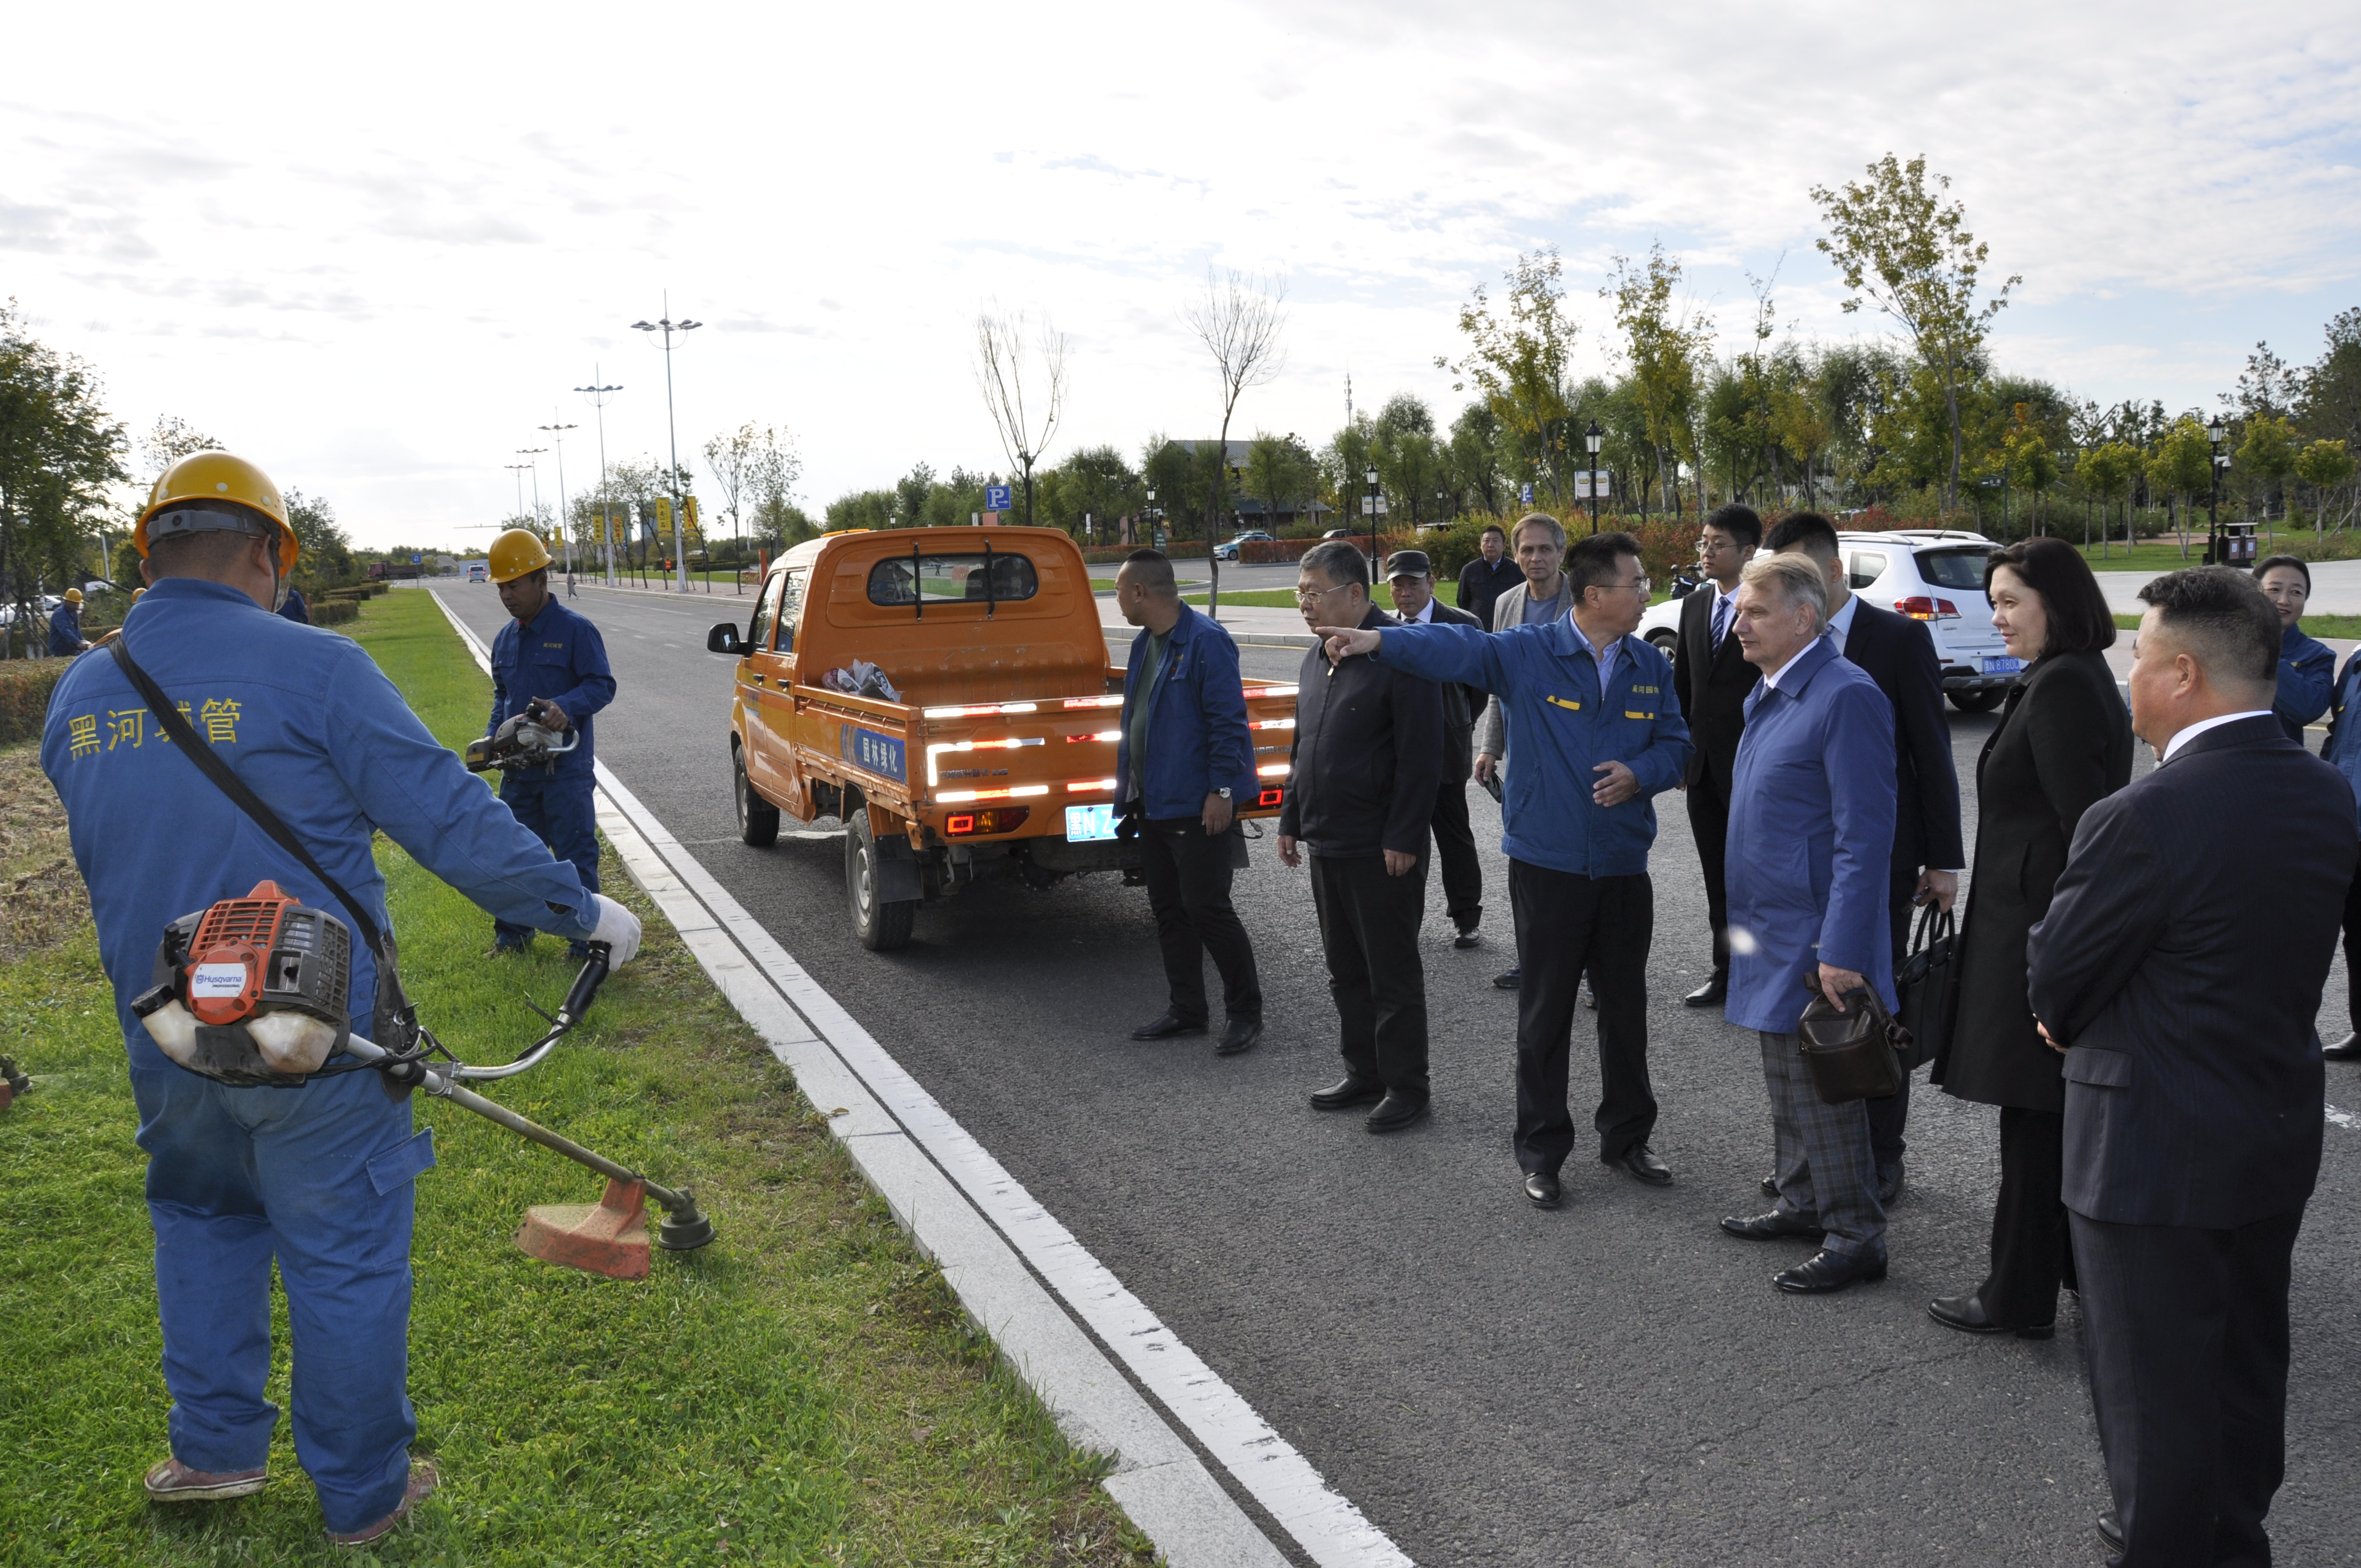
left=2330, top=1104, right=2358, bottom=1131
left=427, top=590, right=1410, bottom=1568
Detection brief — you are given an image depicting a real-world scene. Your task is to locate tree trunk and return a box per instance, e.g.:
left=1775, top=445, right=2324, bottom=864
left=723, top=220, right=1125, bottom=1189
left=1942, top=363, right=1963, bottom=511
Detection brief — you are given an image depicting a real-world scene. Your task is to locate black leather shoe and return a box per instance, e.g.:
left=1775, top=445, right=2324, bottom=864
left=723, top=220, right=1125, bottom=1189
left=1612, top=1144, right=1673, bottom=1185
left=2326, top=1032, right=2361, bottom=1061
left=1364, top=1092, right=1430, bottom=1133
left=1720, top=1210, right=1825, bottom=1242
left=1878, top=1160, right=1905, bottom=1206
left=1928, top=1289, right=2055, bottom=1341
left=1683, top=972, right=1728, bottom=1008
left=1130, top=1012, right=1207, bottom=1041
left=1492, top=965, right=1521, bottom=990
left=2097, top=1511, right=2124, bottom=1555
left=1309, top=1075, right=1385, bottom=1110
left=1774, top=1249, right=1887, bottom=1294
left=1522, top=1170, right=1562, bottom=1208
left=1453, top=926, right=1483, bottom=949
left=1759, top=1172, right=1780, bottom=1198
left=1215, top=1018, right=1263, bottom=1056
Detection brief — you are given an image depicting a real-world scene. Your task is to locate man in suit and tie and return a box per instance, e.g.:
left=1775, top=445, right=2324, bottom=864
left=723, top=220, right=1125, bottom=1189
left=1766, top=512, right=1964, bottom=1204
left=1672, top=503, right=1763, bottom=1009
left=1386, top=549, right=1488, bottom=948
left=2028, top=567, right=2354, bottom=1567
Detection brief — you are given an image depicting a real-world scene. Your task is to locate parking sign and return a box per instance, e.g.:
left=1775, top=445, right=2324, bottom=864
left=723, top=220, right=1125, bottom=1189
left=1520, top=482, right=1533, bottom=506
left=986, top=484, right=1013, bottom=512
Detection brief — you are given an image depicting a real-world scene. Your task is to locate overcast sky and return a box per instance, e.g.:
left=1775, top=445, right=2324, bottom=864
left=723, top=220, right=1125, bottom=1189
left=6, top=2, right=2358, bottom=550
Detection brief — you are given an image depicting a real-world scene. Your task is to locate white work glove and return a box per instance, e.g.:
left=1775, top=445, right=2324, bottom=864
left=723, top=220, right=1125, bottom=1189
left=582, top=893, right=643, bottom=967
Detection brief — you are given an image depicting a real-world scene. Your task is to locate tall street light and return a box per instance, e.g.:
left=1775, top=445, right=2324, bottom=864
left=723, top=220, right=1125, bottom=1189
left=1584, top=420, right=1604, bottom=533
left=2207, top=414, right=2229, bottom=564
left=503, top=462, right=532, bottom=525
left=631, top=296, right=701, bottom=591
left=1364, top=464, right=1381, bottom=578
left=515, top=448, right=548, bottom=535
left=575, top=370, right=623, bottom=587
left=539, top=418, right=578, bottom=578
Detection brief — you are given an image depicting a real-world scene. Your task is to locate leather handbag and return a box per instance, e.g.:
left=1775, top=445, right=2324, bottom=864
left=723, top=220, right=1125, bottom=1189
left=1894, top=903, right=1959, bottom=1075
left=1796, top=979, right=1912, bottom=1106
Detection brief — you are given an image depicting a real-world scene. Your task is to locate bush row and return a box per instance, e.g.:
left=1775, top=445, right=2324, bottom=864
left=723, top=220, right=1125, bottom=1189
left=311, top=598, right=360, bottom=626
left=0, top=660, right=66, bottom=747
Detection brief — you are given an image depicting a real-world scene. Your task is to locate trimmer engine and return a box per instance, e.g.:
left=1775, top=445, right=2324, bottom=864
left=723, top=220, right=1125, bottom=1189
left=132, top=880, right=353, bottom=1082
left=465, top=698, right=579, bottom=774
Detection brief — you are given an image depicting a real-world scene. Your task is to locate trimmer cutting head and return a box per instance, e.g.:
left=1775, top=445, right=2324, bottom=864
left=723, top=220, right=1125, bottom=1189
left=514, top=1178, right=715, bottom=1279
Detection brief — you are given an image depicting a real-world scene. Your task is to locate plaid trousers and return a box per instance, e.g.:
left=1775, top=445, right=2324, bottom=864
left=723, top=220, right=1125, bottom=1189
left=1760, top=1031, right=1886, bottom=1261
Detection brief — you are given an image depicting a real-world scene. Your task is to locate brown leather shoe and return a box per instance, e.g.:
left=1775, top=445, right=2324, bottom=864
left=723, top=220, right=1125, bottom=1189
left=144, top=1457, right=267, bottom=1503
left=327, top=1458, right=439, bottom=1548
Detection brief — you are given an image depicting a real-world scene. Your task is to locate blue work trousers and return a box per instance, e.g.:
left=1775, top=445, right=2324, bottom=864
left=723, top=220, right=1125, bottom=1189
left=494, top=770, right=600, bottom=947
left=132, top=1061, right=435, bottom=1533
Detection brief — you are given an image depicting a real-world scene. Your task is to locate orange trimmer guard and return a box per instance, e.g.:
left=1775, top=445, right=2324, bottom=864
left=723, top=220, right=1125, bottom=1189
left=514, top=1177, right=650, bottom=1280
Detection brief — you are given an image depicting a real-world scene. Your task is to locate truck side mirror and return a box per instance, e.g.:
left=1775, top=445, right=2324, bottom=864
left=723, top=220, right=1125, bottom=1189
left=706, top=623, right=743, bottom=654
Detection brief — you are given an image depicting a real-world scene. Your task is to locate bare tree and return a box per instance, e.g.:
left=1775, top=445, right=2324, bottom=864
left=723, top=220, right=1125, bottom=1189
left=703, top=422, right=799, bottom=590
left=1182, top=268, right=1288, bottom=616
left=972, top=306, right=1068, bottom=527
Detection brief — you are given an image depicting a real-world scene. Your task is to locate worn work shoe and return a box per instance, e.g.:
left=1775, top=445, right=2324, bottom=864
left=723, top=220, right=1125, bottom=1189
left=144, top=1457, right=268, bottom=1503
left=327, top=1458, right=439, bottom=1549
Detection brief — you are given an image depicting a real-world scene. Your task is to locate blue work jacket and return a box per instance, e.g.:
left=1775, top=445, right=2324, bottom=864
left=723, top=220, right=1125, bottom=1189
left=1114, top=603, right=1256, bottom=820
left=2320, top=648, right=2361, bottom=833
left=2274, top=620, right=2334, bottom=742
left=1378, top=616, right=1691, bottom=878
left=48, top=602, right=84, bottom=656
left=487, top=597, right=614, bottom=778
left=41, top=578, right=601, bottom=1071
left=1723, top=637, right=1898, bottom=1032
left=278, top=587, right=311, bottom=625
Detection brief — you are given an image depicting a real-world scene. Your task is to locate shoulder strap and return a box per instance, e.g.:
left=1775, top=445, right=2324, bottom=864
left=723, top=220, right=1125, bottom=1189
left=107, top=634, right=390, bottom=961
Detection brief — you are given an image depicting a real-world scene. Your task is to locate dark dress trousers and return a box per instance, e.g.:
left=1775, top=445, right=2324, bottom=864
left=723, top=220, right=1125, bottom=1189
left=1419, top=599, right=1487, bottom=932
left=1281, top=606, right=1445, bottom=1096
left=1831, top=600, right=1967, bottom=1170
left=1933, top=650, right=2132, bottom=1326
left=2028, top=715, right=2355, bottom=1568
left=1671, top=582, right=1758, bottom=977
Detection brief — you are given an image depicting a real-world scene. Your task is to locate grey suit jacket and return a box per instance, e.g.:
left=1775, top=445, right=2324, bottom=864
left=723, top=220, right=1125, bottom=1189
left=2027, top=715, right=2355, bottom=1227
left=1474, top=577, right=1566, bottom=760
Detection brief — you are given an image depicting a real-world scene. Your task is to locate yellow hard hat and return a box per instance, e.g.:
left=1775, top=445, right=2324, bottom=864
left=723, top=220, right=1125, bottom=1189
left=488, top=528, right=554, bottom=584
left=133, top=587, right=147, bottom=602
left=136, top=451, right=298, bottom=575
left=64, top=587, right=84, bottom=605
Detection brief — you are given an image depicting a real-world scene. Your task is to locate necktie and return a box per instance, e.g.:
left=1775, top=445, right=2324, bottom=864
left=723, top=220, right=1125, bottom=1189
left=1711, top=592, right=1732, bottom=650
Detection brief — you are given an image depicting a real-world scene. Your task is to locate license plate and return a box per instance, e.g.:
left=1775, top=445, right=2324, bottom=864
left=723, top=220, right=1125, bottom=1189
left=1064, top=803, right=1118, bottom=842
left=1979, top=655, right=2023, bottom=675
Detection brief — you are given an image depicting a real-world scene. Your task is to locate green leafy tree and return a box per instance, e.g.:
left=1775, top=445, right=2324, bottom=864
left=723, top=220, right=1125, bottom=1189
left=2294, top=438, right=2357, bottom=536
left=1812, top=154, right=2020, bottom=509
left=2145, top=418, right=2213, bottom=557
left=285, top=489, right=356, bottom=589
left=1444, top=402, right=1506, bottom=515
left=1038, top=444, right=1143, bottom=541
left=2236, top=413, right=2300, bottom=531
left=1437, top=249, right=1580, bottom=508
left=2076, top=440, right=2140, bottom=556
left=1603, top=244, right=1712, bottom=521
left=1242, top=433, right=1315, bottom=532
left=0, top=302, right=128, bottom=649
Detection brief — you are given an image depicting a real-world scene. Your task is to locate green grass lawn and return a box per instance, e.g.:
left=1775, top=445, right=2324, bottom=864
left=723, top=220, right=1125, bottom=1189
left=0, top=591, right=1150, bottom=1565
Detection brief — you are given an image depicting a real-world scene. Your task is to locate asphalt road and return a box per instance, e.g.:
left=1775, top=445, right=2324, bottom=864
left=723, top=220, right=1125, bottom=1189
left=442, top=580, right=2360, bottom=1566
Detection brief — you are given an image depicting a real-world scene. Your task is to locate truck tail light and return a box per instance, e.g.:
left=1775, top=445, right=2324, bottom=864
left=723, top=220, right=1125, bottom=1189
left=1065, top=729, right=1121, bottom=743
left=946, top=808, right=1030, bottom=836
left=1894, top=597, right=1961, bottom=621
left=1061, top=695, right=1125, bottom=709
left=1256, top=787, right=1283, bottom=807
left=1256, top=763, right=1291, bottom=777
left=937, top=785, right=1051, bottom=803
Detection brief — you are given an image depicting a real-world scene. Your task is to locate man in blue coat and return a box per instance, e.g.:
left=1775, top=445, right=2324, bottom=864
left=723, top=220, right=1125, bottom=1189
left=1113, top=548, right=1264, bottom=1055
left=43, top=451, right=641, bottom=1546
left=485, top=529, right=616, bottom=956
left=2254, top=555, right=2331, bottom=741
left=49, top=586, right=91, bottom=655
left=1318, top=532, right=1693, bottom=1205
left=1714, top=552, right=1899, bottom=1294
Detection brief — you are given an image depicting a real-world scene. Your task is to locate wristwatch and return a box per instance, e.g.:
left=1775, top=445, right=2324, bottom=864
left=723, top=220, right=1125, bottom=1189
left=1215, top=787, right=1232, bottom=801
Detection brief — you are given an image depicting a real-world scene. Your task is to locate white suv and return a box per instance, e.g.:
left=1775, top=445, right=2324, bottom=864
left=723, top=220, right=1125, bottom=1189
left=1640, top=529, right=2017, bottom=711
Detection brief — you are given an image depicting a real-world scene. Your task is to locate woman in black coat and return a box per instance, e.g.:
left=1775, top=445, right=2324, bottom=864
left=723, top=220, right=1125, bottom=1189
left=1929, top=537, right=2133, bottom=1338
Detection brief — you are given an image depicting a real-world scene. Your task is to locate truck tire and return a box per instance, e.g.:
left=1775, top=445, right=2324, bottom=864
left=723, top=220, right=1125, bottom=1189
left=846, top=808, right=917, bottom=951
left=735, top=741, right=780, bottom=846
left=1947, top=687, right=2005, bottom=713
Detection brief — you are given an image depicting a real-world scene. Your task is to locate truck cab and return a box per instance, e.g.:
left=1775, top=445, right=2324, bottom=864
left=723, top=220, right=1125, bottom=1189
left=709, top=528, right=1295, bottom=949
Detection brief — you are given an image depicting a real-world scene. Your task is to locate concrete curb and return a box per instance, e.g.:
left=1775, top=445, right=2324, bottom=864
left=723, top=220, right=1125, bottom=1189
left=426, top=591, right=1409, bottom=1568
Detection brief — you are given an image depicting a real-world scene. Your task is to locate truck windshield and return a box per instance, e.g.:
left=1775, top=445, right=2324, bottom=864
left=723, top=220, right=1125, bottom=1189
left=868, top=553, right=1040, bottom=607
left=1914, top=549, right=1994, bottom=594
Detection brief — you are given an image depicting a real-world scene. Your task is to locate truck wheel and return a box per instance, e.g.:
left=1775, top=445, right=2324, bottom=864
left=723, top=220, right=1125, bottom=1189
left=846, top=809, right=917, bottom=951
left=1947, top=688, right=2005, bottom=713
left=735, top=742, right=780, bottom=847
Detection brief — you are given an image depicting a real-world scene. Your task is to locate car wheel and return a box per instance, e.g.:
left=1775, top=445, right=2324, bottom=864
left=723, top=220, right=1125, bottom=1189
left=1947, top=687, right=2005, bottom=713
left=845, top=802, right=916, bottom=951
left=1647, top=630, right=1678, bottom=656
left=735, top=742, right=780, bottom=846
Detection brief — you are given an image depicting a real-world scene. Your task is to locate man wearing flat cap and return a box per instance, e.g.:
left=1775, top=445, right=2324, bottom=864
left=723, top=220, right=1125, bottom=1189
left=1386, top=549, right=1488, bottom=948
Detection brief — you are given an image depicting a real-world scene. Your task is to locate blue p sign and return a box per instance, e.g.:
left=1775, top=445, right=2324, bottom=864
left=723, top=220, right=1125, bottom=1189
left=1520, top=482, right=1534, bottom=506
left=986, top=484, right=1012, bottom=512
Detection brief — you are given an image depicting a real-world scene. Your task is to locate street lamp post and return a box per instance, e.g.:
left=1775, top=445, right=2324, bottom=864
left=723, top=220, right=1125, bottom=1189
left=504, top=462, right=532, bottom=521
left=2206, top=415, right=2228, bottom=564
left=1365, top=464, right=1380, bottom=578
left=1143, top=488, right=1156, bottom=547
left=574, top=371, right=623, bottom=587
left=515, top=449, right=548, bottom=541
left=538, top=418, right=578, bottom=578
left=1584, top=420, right=1604, bottom=533
left=630, top=297, right=701, bottom=591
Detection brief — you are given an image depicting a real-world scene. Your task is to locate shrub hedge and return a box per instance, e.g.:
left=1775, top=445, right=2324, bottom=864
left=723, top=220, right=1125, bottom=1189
left=311, top=598, right=360, bottom=627
left=0, top=660, right=67, bottom=747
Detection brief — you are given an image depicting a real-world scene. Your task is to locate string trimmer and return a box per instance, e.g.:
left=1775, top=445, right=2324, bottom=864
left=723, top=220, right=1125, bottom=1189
left=133, top=880, right=714, bottom=1280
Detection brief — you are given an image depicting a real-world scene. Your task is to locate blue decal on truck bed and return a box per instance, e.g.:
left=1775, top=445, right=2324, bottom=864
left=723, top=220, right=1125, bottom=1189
left=841, top=725, right=907, bottom=781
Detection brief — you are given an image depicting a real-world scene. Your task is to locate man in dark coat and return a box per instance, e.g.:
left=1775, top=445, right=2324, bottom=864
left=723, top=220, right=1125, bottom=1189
left=1767, top=513, right=1964, bottom=1204
left=1280, top=541, right=1444, bottom=1133
left=1386, top=549, right=1487, bottom=947
left=1671, top=503, right=1761, bottom=1007
left=2029, top=567, right=2354, bottom=1567
left=1455, top=523, right=1516, bottom=633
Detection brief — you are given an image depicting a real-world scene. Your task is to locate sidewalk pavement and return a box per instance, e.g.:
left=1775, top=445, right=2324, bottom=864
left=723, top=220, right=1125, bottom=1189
left=1097, top=598, right=1317, bottom=649
left=2096, top=555, right=2361, bottom=616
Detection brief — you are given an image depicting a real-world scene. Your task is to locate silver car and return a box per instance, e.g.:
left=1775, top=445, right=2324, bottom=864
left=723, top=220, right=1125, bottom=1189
left=1640, top=529, right=2017, bottom=712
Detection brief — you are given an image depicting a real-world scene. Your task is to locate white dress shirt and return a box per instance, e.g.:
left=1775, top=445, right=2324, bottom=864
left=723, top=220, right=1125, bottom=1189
left=1824, top=594, right=1862, bottom=657
left=2161, top=710, right=2275, bottom=763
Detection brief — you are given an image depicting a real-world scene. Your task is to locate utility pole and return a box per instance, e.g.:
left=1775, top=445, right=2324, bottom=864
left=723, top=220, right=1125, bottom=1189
left=539, top=418, right=578, bottom=575
left=516, top=449, right=548, bottom=533
left=504, top=462, right=531, bottom=521
left=575, top=370, right=623, bottom=587
left=632, top=295, right=701, bottom=591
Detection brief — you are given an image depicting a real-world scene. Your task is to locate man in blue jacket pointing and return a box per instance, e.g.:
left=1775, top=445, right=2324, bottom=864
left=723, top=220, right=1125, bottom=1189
left=1319, top=531, right=1693, bottom=1207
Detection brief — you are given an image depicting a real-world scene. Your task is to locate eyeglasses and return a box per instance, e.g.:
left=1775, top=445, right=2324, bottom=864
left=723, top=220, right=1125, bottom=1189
left=1293, top=583, right=1355, bottom=606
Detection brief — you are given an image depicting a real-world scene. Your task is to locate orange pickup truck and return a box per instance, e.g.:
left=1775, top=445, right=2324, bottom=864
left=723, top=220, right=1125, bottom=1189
left=706, top=527, right=1298, bottom=950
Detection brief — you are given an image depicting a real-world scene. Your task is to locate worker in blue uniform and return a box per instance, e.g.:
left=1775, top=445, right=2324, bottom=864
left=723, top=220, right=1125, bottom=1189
left=49, top=586, right=91, bottom=655
left=483, top=527, right=616, bottom=956
left=40, top=450, right=642, bottom=1549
